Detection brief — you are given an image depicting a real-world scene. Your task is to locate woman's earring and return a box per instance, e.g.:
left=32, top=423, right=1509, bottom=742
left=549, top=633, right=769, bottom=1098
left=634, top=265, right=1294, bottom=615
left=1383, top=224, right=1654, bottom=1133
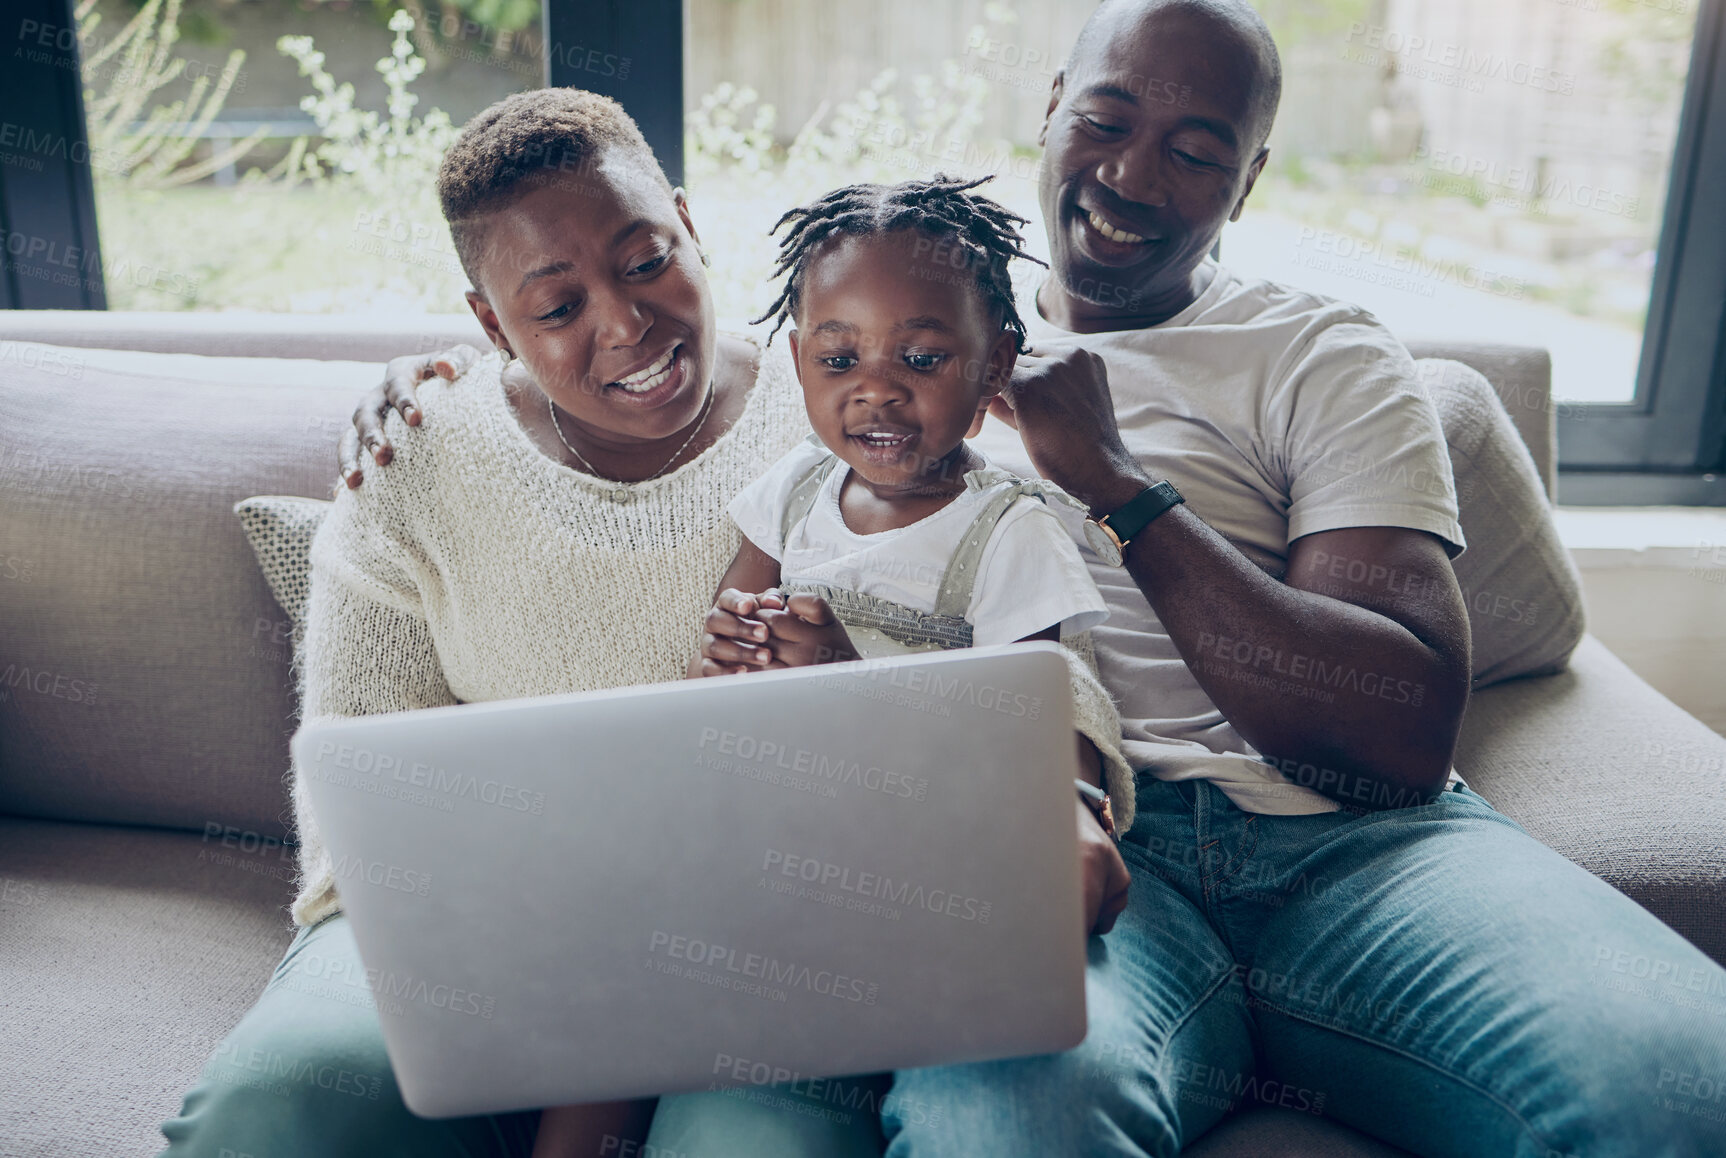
left=499, top=347, right=514, bottom=366
left=698, top=248, right=711, bottom=268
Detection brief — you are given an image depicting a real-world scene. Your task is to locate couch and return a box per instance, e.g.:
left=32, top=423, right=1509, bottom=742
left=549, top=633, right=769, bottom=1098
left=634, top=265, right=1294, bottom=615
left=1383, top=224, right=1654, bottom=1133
left=2, top=312, right=1723, bottom=1158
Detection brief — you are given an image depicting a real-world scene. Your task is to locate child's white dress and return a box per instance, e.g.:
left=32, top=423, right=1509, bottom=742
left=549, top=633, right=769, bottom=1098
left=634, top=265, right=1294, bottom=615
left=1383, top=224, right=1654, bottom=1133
left=728, top=436, right=1107, bottom=659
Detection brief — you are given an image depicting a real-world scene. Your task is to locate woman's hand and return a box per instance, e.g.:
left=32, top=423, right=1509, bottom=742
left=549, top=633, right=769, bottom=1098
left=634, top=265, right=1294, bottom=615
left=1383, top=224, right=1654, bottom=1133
left=1078, top=800, right=1131, bottom=937
left=338, top=344, right=484, bottom=488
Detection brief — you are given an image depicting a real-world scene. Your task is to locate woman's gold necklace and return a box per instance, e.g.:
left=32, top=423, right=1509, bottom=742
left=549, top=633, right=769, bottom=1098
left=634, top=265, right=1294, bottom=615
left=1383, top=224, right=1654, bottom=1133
left=546, top=380, right=716, bottom=484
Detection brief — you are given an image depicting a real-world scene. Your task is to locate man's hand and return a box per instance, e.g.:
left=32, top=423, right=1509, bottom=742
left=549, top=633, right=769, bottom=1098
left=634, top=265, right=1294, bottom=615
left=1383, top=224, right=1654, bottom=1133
left=1079, top=799, right=1131, bottom=937
left=338, top=344, right=483, bottom=488
left=755, top=592, right=859, bottom=667
left=991, top=348, right=1149, bottom=514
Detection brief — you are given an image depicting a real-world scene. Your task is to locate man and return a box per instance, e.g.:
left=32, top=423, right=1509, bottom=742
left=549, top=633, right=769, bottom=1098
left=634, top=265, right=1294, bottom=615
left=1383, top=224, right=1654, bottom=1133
left=348, top=3, right=1726, bottom=1154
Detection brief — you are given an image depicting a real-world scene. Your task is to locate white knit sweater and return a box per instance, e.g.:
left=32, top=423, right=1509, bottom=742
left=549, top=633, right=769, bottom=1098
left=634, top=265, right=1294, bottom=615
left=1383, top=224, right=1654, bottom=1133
left=291, top=342, right=1134, bottom=926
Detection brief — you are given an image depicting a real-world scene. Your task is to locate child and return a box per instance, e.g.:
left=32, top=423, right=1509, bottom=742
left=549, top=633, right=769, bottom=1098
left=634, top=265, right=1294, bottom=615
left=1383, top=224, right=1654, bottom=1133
left=697, top=175, right=1108, bottom=675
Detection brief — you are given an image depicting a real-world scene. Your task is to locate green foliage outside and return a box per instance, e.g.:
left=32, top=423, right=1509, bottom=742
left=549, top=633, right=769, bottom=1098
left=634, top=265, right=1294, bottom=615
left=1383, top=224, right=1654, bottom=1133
left=88, top=0, right=1694, bottom=332
left=78, top=0, right=266, bottom=187
left=92, top=3, right=1011, bottom=317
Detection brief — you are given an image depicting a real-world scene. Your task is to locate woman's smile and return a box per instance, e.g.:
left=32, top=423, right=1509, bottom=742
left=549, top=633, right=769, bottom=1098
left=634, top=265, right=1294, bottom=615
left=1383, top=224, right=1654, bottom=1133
left=598, top=343, right=690, bottom=410
left=607, top=344, right=679, bottom=393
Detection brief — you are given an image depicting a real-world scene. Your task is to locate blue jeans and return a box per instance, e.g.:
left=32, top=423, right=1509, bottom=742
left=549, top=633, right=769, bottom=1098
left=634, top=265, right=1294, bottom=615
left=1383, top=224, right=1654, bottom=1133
left=159, top=915, right=539, bottom=1157
left=650, top=776, right=1726, bottom=1157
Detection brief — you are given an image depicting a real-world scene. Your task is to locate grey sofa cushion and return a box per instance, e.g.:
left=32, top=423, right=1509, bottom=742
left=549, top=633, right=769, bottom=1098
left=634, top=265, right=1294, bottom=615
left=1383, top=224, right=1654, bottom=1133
left=1458, top=635, right=1726, bottom=965
left=0, top=343, right=379, bottom=837
left=0, top=815, right=297, bottom=1158
left=1420, top=358, right=1586, bottom=686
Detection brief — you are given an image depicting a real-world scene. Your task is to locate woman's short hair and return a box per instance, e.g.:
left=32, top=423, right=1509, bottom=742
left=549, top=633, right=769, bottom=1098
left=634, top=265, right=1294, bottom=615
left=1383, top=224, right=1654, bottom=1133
left=755, top=175, right=1046, bottom=352
left=437, top=87, right=670, bottom=293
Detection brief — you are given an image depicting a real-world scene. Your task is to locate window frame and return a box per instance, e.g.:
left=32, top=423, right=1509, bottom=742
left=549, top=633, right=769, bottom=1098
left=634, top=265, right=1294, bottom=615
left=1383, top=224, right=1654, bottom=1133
left=1556, top=0, right=1726, bottom=506
left=0, top=0, right=106, bottom=310
left=543, top=0, right=684, bottom=186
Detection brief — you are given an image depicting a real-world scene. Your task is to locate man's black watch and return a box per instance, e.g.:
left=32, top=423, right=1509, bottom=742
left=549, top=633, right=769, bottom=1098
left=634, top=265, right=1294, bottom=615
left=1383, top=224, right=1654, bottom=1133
left=1083, top=480, right=1184, bottom=566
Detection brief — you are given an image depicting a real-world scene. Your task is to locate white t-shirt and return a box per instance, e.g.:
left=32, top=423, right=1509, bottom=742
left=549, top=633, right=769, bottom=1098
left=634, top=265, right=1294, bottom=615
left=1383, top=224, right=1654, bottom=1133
left=728, top=438, right=1108, bottom=647
left=970, top=261, right=1467, bottom=815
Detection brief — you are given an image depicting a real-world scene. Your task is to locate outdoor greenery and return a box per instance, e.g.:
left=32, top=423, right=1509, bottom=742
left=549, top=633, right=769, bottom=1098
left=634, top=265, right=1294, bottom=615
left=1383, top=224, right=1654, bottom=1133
left=104, top=0, right=543, bottom=43
left=276, top=12, right=459, bottom=203
left=84, top=0, right=1689, bottom=338
left=1253, top=0, right=1378, bottom=47
left=91, top=3, right=1010, bottom=317
left=78, top=0, right=265, bottom=187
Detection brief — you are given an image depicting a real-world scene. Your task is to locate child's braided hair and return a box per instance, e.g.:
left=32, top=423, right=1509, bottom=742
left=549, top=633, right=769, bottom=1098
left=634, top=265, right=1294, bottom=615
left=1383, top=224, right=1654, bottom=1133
left=754, top=174, right=1047, bottom=350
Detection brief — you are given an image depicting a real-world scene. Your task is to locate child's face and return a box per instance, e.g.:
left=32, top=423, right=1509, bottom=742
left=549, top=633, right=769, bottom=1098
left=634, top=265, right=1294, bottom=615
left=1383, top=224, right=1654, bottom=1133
left=464, top=152, right=716, bottom=449
left=788, top=229, right=1019, bottom=494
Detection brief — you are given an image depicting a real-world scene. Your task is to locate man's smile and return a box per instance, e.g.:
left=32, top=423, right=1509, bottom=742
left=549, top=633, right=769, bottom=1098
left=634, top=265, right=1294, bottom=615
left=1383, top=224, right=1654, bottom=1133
left=1084, top=207, right=1156, bottom=245
left=1068, top=195, right=1170, bottom=267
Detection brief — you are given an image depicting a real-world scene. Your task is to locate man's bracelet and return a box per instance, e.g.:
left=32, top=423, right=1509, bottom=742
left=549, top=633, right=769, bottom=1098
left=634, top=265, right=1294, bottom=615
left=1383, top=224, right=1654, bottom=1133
left=1076, top=778, right=1118, bottom=841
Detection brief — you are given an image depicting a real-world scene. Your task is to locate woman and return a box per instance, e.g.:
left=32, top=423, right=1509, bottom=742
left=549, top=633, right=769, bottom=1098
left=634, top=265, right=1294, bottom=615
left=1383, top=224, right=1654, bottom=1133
left=160, top=87, right=1132, bottom=1158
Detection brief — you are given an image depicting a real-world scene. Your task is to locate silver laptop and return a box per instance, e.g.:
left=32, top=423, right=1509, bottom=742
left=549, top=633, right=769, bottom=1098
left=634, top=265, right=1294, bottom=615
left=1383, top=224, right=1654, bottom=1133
left=293, top=642, right=1088, bottom=1118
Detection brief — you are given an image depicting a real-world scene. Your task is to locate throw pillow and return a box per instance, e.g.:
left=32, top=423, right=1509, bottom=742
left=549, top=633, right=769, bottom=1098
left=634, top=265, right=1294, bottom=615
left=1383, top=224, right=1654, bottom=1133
left=1417, top=358, right=1585, bottom=687
left=234, top=495, right=332, bottom=634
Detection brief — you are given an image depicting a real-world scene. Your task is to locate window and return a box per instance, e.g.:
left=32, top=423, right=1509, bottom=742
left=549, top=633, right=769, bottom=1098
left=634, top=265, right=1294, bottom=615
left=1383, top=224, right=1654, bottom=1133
left=1225, top=0, right=1700, bottom=413
left=1215, top=0, right=1725, bottom=502
left=12, top=0, right=555, bottom=314
left=1555, top=0, right=1726, bottom=502
left=11, top=0, right=1724, bottom=503
left=672, top=0, right=1724, bottom=503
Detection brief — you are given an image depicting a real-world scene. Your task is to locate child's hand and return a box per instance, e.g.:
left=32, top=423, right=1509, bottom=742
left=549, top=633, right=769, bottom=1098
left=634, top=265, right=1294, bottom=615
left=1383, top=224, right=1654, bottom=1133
left=755, top=592, right=859, bottom=668
left=698, top=588, right=788, bottom=677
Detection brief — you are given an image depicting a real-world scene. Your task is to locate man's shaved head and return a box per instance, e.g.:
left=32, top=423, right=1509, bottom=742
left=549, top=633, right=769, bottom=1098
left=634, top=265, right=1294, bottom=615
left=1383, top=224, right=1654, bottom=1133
left=1034, top=0, right=1283, bottom=329
left=1069, top=0, right=1282, bottom=151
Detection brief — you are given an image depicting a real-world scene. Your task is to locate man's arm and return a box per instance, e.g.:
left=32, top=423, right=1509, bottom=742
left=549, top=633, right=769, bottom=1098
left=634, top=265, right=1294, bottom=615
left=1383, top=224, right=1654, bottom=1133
left=1119, top=510, right=1468, bottom=807
left=994, top=349, right=1471, bottom=809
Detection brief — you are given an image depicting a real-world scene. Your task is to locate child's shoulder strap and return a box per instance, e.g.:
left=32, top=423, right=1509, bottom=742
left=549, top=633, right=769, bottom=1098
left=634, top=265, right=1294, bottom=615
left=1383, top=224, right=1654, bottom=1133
left=779, top=435, right=841, bottom=546
left=932, top=480, right=1044, bottom=619
left=933, top=471, right=1086, bottom=620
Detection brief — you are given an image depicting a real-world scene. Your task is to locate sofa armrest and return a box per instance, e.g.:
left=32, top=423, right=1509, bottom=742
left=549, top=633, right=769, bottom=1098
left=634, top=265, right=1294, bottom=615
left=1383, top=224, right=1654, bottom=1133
left=1456, top=634, right=1726, bottom=964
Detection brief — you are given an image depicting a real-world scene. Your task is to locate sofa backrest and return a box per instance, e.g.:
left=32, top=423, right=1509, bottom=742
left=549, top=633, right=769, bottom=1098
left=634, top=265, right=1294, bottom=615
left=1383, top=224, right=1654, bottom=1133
left=0, top=322, right=1564, bottom=841
left=0, top=308, right=489, bottom=368
left=0, top=313, right=1560, bottom=502
left=0, top=342, right=377, bottom=839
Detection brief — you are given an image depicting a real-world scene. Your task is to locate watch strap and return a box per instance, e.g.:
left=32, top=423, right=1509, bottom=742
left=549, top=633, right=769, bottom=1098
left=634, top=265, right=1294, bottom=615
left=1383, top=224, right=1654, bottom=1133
left=1101, top=480, right=1185, bottom=547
